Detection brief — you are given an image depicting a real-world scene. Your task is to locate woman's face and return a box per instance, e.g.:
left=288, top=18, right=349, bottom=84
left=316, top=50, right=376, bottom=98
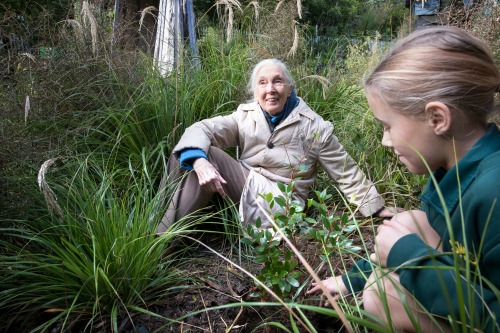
left=254, top=64, right=292, bottom=115
left=367, top=90, right=445, bottom=174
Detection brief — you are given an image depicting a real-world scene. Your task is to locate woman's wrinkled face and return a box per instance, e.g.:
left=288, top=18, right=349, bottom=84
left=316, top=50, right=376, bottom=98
left=254, top=64, right=292, bottom=115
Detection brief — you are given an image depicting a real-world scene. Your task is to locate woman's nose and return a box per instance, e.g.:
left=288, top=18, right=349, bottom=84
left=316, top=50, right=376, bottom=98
left=265, top=82, right=276, bottom=93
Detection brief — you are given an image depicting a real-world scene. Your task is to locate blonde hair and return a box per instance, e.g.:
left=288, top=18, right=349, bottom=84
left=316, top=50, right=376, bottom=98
left=247, top=58, right=295, bottom=96
left=365, top=26, right=500, bottom=126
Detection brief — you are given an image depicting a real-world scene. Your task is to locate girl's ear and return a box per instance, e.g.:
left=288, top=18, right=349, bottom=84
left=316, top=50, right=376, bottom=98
left=425, top=102, right=451, bottom=135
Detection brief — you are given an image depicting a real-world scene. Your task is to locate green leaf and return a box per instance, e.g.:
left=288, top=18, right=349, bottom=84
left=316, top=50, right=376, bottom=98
left=278, top=279, right=287, bottom=291
left=344, top=224, right=356, bottom=232
left=249, top=292, right=262, bottom=298
left=304, top=217, right=316, bottom=224
left=255, top=245, right=267, bottom=253
left=286, top=276, right=300, bottom=287
left=307, top=198, right=313, bottom=208
left=247, top=224, right=255, bottom=236
left=240, top=237, right=254, bottom=245
left=298, top=163, right=309, bottom=171
left=265, top=229, right=273, bottom=241
left=255, top=255, right=268, bottom=263
left=309, top=229, right=317, bottom=239
left=269, top=240, right=281, bottom=247
left=319, top=188, right=328, bottom=201
left=255, top=217, right=262, bottom=229
left=271, top=251, right=281, bottom=260
left=275, top=196, right=287, bottom=207
left=322, top=216, right=331, bottom=229
left=277, top=215, right=288, bottom=223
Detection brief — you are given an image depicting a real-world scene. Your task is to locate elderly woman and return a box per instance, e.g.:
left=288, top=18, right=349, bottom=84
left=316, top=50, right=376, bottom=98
left=158, top=59, right=392, bottom=234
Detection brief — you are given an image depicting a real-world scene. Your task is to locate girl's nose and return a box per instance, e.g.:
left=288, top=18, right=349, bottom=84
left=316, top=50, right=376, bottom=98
left=381, top=131, right=392, bottom=147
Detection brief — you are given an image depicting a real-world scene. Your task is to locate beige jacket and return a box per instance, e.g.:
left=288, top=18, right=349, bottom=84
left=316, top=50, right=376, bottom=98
left=173, top=98, right=385, bottom=227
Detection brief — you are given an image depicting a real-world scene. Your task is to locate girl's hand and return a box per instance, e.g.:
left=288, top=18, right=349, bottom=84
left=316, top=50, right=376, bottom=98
left=192, top=158, right=227, bottom=198
left=370, top=219, right=412, bottom=267
left=374, top=206, right=404, bottom=218
left=306, top=275, right=348, bottom=306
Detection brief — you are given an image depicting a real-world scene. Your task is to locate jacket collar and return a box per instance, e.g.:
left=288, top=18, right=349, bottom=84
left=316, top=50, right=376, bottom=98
left=421, top=124, right=500, bottom=216
left=243, top=97, right=315, bottom=134
left=261, top=90, right=300, bottom=132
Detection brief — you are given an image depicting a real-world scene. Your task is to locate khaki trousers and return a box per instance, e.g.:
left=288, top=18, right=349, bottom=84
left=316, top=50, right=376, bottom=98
left=157, top=147, right=249, bottom=234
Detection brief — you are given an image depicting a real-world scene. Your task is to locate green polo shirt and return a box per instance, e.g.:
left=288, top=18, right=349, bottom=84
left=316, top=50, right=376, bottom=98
left=343, top=124, right=500, bottom=332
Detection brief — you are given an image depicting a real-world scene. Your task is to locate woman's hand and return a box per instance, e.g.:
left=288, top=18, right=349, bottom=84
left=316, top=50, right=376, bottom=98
left=192, top=158, right=227, bottom=198
left=370, top=219, right=412, bottom=267
left=306, top=275, right=348, bottom=306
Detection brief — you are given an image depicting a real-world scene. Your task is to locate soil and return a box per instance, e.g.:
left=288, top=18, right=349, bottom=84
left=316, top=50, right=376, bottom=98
left=124, top=219, right=378, bottom=333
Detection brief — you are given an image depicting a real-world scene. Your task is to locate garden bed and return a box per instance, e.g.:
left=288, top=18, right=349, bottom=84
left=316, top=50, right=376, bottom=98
left=124, top=220, right=378, bottom=333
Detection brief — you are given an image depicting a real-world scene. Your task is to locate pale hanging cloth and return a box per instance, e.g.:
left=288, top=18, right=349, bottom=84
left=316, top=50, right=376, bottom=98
left=154, top=0, right=199, bottom=76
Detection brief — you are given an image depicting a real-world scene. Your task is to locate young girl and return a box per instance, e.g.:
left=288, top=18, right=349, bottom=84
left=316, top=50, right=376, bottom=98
left=308, top=26, right=500, bottom=332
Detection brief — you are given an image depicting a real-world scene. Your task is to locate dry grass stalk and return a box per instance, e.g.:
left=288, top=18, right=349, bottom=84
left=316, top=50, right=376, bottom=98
left=215, top=0, right=242, bottom=42
left=287, top=21, right=299, bottom=58
left=303, top=75, right=331, bottom=99
left=37, top=158, right=63, bottom=220
left=19, top=52, right=36, bottom=63
left=24, top=95, right=30, bottom=123
left=139, top=6, right=157, bottom=32
left=227, top=5, right=234, bottom=42
left=247, top=1, right=260, bottom=21
left=275, top=0, right=285, bottom=13
left=81, top=1, right=98, bottom=55
left=225, top=0, right=242, bottom=10
left=17, top=53, right=35, bottom=123
left=64, top=19, right=85, bottom=44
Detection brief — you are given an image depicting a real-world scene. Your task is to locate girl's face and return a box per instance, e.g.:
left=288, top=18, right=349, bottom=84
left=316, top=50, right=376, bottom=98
left=367, top=90, right=446, bottom=174
left=254, top=64, right=291, bottom=116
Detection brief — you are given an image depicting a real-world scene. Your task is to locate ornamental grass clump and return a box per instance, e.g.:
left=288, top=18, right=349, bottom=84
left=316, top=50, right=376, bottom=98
left=0, top=158, right=197, bottom=332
